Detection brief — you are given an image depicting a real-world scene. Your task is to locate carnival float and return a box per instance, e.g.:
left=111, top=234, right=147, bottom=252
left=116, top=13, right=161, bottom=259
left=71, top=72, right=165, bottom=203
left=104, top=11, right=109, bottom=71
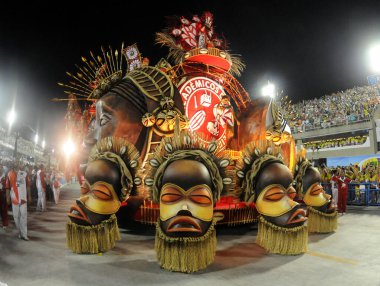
left=59, top=11, right=337, bottom=273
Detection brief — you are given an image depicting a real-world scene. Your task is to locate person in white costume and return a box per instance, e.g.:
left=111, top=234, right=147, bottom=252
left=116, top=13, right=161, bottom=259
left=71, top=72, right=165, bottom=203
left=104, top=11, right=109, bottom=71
left=51, top=170, right=61, bottom=204
left=36, top=164, right=47, bottom=212
left=7, top=163, right=31, bottom=240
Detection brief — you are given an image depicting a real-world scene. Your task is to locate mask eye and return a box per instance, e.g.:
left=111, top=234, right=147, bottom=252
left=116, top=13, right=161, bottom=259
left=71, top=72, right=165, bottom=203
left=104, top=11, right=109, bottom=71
left=189, top=188, right=212, bottom=205
left=99, top=114, right=111, bottom=126
left=92, top=183, right=113, bottom=200
left=161, top=186, right=183, bottom=203
left=310, top=184, right=324, bottom=195
left=80, top=182, right=90, bottom=194
left=264, top=187, right=285, bottom=201
left=161, top=193, right=183, bottom=203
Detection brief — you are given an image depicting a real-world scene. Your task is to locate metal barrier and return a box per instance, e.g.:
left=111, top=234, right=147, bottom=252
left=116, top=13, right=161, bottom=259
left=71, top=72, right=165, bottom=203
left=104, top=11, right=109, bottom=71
left=347, top=183, right=380, bottom=206
left=321, top=182, right=380, bottom=206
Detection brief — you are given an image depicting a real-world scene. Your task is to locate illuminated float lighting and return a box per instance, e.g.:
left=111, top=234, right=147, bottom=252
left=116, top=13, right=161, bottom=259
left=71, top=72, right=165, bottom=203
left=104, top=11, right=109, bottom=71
left=368, top=44, right=380, bottom=72
left=62, top=138, right=76, bottom=158
left=34, top=133, right=39, bottom=144
left=7, top=109, right=16, bottom=127
left=262, top=82, right=276, bottom=98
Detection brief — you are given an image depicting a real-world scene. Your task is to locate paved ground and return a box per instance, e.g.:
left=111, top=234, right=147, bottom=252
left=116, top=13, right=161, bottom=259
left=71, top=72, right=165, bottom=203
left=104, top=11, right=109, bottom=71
left=0, top=183, right=380, bottom=286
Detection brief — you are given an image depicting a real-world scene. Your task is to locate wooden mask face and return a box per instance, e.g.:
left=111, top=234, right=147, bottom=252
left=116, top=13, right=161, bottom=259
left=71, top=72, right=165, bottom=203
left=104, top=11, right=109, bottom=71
left=303, top=167, right=335, bottom=213
left=159, top=160, right=214, bottom=237
left=68, top=159, right=122, bottom=226
left=255, top=163, right=307, bottom=228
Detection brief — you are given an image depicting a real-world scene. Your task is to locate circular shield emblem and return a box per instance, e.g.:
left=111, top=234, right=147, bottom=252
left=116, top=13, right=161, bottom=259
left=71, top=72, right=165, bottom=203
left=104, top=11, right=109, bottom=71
left=179, top=77, right=227, bottom=148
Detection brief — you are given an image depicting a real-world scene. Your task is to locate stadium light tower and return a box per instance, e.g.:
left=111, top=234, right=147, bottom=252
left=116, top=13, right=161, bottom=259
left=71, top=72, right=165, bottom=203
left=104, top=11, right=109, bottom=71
left=7, top=109, right=16, bottom=128
left=262, top=82, right=276, bottom=98
left=368, top=44, right=380, bottom=72
left=62, top=138, right=76, bottom=158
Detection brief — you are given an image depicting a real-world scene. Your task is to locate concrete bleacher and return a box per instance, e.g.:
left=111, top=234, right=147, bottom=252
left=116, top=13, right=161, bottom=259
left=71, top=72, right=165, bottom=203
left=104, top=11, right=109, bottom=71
left=292, top=92, right=380, bottom=160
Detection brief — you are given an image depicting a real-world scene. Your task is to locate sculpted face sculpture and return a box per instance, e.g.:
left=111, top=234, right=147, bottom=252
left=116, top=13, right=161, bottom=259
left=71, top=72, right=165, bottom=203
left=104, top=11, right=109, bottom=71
left=294, top=157, right=338, bottom=233
left=81, top=81, right=147, bottom=166
left=238, top=142, right=308, bottom=255
left=145, top=132, right=231, bottom=273
left=160, top=160, right=214, bottom=237
left=255, top=162, right=306, bottom=227
left=302, top=166, right=334, bottom=213
left=66, top=137, right=141, bottom=254
left=69, top=159, right=122, bottom=226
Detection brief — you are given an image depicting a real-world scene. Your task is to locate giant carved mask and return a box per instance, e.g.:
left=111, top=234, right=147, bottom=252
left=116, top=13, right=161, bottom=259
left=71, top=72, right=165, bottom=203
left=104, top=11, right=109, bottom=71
left=255, top=162, right=306, bottom=227
left=160, top=160, right=214, bottom=237
left=237, top=142, right=308, bottom=255
left=294, top=157, right=337, bottom=233
left=145, top=131, right=232, bottom=273
left=66, top=137, right=141, bottom=254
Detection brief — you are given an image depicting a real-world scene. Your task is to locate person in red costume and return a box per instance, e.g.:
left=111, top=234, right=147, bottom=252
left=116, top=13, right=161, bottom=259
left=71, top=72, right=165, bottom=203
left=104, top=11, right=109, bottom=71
left=332, top=168, right=351, bottom=214
left=0, top=163, right=9, bottom=229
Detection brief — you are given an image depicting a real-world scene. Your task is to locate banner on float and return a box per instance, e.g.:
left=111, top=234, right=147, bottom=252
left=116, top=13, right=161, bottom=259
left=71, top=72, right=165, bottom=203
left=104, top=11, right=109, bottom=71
left=327, top=154, right=380, bottom=168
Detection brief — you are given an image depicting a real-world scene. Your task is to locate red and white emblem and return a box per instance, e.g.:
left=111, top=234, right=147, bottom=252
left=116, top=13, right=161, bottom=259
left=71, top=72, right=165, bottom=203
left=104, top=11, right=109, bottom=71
left=179, top=77, right=228, bottom=148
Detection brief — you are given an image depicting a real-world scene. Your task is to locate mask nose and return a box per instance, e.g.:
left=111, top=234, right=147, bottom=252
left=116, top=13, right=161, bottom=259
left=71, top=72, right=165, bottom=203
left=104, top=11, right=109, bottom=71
left=182, top=204, right=189, bottom=211
left=78, top=196, right=89, bottom=204
left=288, top=199, right=299, bottom=208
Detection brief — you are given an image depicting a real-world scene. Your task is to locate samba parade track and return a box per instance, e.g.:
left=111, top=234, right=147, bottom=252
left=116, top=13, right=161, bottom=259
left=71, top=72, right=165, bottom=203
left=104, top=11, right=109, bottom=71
left=0, top=183, right=379, bottom=286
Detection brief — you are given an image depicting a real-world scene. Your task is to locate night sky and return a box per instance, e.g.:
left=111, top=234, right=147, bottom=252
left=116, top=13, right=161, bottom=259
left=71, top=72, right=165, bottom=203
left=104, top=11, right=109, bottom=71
left=1, top=0, right=380, bottom=148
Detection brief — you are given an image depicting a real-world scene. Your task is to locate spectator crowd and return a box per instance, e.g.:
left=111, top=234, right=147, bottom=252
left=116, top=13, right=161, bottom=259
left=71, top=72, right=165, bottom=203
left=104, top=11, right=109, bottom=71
left=283, top=84, right=380, bottom=133
left=304, top=135, right=368, bottom=151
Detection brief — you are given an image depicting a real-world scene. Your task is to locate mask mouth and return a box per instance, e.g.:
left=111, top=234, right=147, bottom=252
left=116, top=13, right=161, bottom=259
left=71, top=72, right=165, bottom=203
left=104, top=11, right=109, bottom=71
left=167, top=215, right=202, bottom=233
left=68, top=200, right=91, bottom=225
left=286, top=207, right=307, bottom=225
left=315, top=199, right=336, bottom=213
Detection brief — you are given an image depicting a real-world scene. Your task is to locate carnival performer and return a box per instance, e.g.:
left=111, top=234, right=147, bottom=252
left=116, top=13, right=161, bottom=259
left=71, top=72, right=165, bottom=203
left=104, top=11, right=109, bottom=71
left=36, top=164, right=47, bottom=212
left=51, top=170, right=61, bottom=204
left=332, top=169, right=351, bottom=214
left=330, top=169, right=338, bottom=208
left=7, top=163, right=31, bottom=240
left=0, top=163, right=9, bottom=229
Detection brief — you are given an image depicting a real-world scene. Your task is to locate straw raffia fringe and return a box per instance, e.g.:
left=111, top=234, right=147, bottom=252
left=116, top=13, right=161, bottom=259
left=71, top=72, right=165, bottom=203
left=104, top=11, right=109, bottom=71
left=307, top=206, right=338, bottom=233
left=155, top=219, right=217, bottom=273
left=66, top=214, right=120, bottom=254
left=256, top=216, right=308, bottom=255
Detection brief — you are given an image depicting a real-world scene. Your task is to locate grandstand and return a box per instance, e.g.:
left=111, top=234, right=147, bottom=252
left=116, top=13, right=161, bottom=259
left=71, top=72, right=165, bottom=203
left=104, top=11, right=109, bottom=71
left=0, top=124, right=55, bottom=165
left=283, top=84, right=380, bottom=160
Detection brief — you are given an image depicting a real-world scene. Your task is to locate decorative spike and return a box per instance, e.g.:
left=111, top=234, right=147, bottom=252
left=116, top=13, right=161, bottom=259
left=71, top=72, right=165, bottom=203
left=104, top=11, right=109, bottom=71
left=120, top=146, right=126, bottom=155
left=243, top=156, right=251, bottom=165
left=149, top=158, right=159, bottom=167
left=208, top=142, right=217, bottom=153
left=219, top=159, right=230, bottom=168
left=237, top=170, right=245, bottom=178
left=107, top=138, right=112, bottom=149
left=254, top=147, right=260, bottom=156
left=267, top=147, right=272, bottom=155
left=109, top=46, right=117, bottom=73
left=120, top=42, right=124, bottom=71
left=130, top=160, right=138, bottom=168
left=101, top=46, right=113, bottom=76
left=223, top=177, right=232, bottom=185
left=145, top=178, right=154, bottom=186
left=164, top=143, right=173, bottom=153
left=114, top=49, right=119, bottom=71
left=184, top=135, right=191, bottom=145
